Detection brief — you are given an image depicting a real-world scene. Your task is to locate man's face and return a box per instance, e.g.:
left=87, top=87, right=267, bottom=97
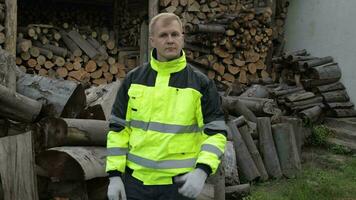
left=150, top=19, right=184, bottom=61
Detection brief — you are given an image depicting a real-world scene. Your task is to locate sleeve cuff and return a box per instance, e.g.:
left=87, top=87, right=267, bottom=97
left=107, top=170, right=122, bottom=178
left=196, top=163, right=212, bottom=176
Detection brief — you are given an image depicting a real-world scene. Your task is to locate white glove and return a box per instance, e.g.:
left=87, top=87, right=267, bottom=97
left=174, top=168, right=208, bottom=198
left=107, top=176, right=127, bottom=200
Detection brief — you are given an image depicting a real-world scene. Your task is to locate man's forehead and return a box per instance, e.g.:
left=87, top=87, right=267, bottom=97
left=155, top=19, right=182, bottom=33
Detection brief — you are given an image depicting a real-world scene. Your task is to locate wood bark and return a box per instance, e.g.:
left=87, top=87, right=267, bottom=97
left=0, top=84, right=42, bottom=122
left=16, top=73, right=86, bottom=118
left=59, top=30, right=82, bottom=57
left=227, top=121, right=260, bottom=182
left=239, top=125, right=268, bottom=181
left=257, top=117, right=282, bottom=179
left=327, top=108, right=356, bottom=118
left=240, top=84, right=269, bottom=98
left=272, top=123, right=301, bottom=178
left=139, top=21, right=148, bottom=65
left=0, top=132, right=38, bottom=200
left=36, top=146, right=107, bottom=181
left=302, top=56, right=333, bottom=68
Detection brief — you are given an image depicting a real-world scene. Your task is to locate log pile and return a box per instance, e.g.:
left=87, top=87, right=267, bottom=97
left=16, top=1, right=143, bottom=86
left=271, top=49, right=356, bottom=122
left=159, top=0, right=274, bottom=85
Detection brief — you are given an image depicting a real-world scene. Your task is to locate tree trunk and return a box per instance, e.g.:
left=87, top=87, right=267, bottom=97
left=0, top=132, right=38, bottom=200
left=257, top=117, right=282, bottom=179
left=16, top=73, right=86, bottom=118
left=272, top=123, right=301, bottom=178
left=225, top=184, right=250, bottom=200
left=227, top=121, right=260, bottom=182
left=0, top=84, right=42, bottom=122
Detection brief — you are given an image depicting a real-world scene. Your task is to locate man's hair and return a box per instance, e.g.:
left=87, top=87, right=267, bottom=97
left=149, top=13, right=183, bottom=36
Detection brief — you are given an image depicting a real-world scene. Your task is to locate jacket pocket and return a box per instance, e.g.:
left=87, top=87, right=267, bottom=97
left=128, top=87, right=143, bottom=111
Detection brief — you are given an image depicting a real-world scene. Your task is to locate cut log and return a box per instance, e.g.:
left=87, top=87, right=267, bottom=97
left=35, top=42, right=68, bottom=58
left=80, top=81, right=121, bottom=120
left=240, top=84, right=269, bottom=98
left=36, top=146, right=107, bottom=181
left=4, top=0, right=17, bottom=56
left=239, top=125, right=268, bottom=181
left=59, top=30, right=82, bottom=57
left=326, top=102, right=354, bottom=109
left=321, top=90, right=349, bottom=103
left=272, top=123, right=301, bottom=178
left=308, top=63, right=341, bottom=86
left=222, top=97, right=257, bottom=122
left=257, top=117, right=282, bottom=179
left=224, top=141, right=239, bottom=185
left=285, top=92, right=315, bottom=102
left=0, top=132, right=38, bottom=200
left=227, top=121, right=260, bottom=182
left=0, top=84, right=42, bottom=122
left=279, top=116, right=303, bottom=157
left=68, top=30, right=100, bottom=59
left=225, top=184, right=250, bottom=200
left=314, top=82, right=345, bottom=93
left=302, top=56, right=333, bottom=68
left=285, top=96, right=323, bottom=108
left=299, top=105, right=323, bottom=124
left=16, top=73, right=86, bottom=118
left=327, top=108, right=356, bottom=118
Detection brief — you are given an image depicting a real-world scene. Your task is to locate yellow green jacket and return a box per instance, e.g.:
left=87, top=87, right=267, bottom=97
left=106, top=49, right=227, bottom=185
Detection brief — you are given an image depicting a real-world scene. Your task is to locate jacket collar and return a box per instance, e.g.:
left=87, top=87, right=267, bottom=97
left=150, top=48, right=186, bottom=74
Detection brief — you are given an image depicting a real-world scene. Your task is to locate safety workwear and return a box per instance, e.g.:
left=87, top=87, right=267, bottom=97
left=106, top=49, right=227, bottom=185
left=107, top=176, right=126, bottom=200
left=175, top=168, right=208, bottom=198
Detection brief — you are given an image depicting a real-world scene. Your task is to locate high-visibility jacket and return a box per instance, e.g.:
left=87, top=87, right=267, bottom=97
left=106, top=49, right=227, bottom=185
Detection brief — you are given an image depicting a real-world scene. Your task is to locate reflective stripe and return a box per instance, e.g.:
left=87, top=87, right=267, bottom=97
left=107, top=147, right=128, bottom=156
left=127, top=153, right=196, bottom=169
left=204, top=120, right=227, bottom=131
left=201, top=144, right=223, bottom=158
left=110, top=115, right=128, bottom=127
left=130, top=120, right=202, bottom=134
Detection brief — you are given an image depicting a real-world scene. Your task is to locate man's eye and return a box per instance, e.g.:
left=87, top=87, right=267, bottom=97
left=172, top=33, right=179, bottom=37
left=159, top=34, right=167, bottom=38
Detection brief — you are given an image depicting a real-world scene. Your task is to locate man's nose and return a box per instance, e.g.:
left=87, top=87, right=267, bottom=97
left=166, top=35, right=174, bottom=43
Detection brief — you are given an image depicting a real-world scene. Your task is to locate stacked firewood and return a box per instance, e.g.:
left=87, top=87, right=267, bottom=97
left=0, top=2, right=5, bottom=49
left=16, top=1, right=142, bottom=86
left=271, top=49, right=356, bottom=123
left=159, top=0, right=274, bottom=85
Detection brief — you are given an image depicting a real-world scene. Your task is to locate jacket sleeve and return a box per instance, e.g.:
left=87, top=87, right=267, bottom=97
left=106, top=77, right=131, bottom=177
left=196, top=79, right=227, bottom=175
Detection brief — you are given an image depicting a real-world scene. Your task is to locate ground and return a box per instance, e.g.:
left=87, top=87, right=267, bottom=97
left=243, top=147, right=356, bottom=200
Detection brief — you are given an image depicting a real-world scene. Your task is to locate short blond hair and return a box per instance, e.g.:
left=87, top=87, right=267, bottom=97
left=149, top=13, right=183, bottom=36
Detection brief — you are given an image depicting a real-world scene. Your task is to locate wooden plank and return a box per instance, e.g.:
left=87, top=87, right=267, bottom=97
left=4, top=0, right=17, bottom=56
left=0, top=132, right=38, bottom=200
left=68, top=30, right=100, bottom=59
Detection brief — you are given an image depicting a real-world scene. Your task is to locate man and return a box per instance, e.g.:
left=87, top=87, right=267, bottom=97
left=106, top=13, right=227, bottom=200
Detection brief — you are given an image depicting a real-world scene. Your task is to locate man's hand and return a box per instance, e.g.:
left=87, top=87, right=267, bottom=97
left=107, top=176, right=127, bottom=200
left=174, top=168, right=208, bottom=198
